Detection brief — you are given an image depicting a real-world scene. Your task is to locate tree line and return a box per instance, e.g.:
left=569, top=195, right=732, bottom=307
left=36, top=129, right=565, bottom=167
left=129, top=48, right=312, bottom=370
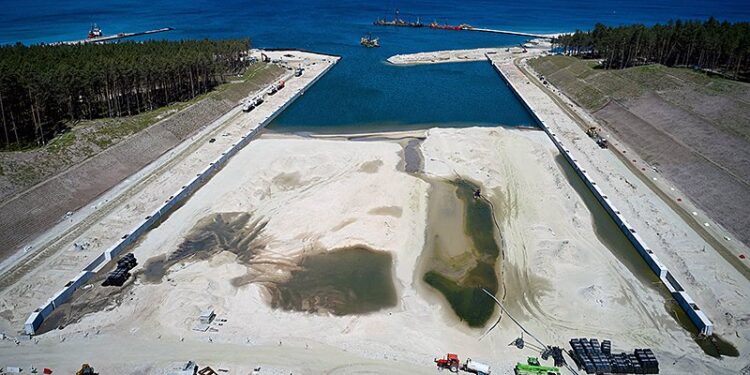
left=0, top=38, right=251, bottom=149
left=553, top=18, right=749, bottom=80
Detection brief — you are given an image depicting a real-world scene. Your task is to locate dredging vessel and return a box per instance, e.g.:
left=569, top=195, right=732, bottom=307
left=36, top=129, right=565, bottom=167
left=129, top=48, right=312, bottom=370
left=360, top=33, right=380, bottom=48
left=430, top=21, right=473, bottom=31
left=374, top=9, right=423, bottom=27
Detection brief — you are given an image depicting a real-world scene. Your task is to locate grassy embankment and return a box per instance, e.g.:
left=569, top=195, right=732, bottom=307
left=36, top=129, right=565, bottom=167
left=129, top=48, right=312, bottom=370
left=54, top=63, right=284, bottom=151
left=528, top=54, right=750, bottom=252
left=0, top=63, right=284, bottom=192
left=528, top=55, right=750, bottom=141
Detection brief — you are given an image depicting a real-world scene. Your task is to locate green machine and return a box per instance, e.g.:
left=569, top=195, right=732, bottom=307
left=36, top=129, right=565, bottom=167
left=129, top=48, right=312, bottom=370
left=514, top=357, right=561, bottom=375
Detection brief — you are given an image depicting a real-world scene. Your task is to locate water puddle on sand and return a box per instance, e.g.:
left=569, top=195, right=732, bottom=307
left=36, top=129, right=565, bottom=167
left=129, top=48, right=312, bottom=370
left=146, top=213, right=398, bottom=316
left=418, top=178, right=502, bottom=327
left=555, top=155, right=739, bottom=358
left=264, top=246, right=397, bottom=315
left=34, top=212, right=266, bottom=334
left=403, top=139, right=424, bottom=173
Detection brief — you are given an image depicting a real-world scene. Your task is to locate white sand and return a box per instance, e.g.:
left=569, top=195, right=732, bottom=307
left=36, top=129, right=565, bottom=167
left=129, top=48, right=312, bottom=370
left=1, top=128, right=744, bottom=374
left=0, top=51, right=338, bottom=335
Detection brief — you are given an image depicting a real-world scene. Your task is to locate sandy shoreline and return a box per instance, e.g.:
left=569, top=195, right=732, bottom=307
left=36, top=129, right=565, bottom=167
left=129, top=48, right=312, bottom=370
left=1, top=127, right=745, bottom=374
left=386, top=39, right=551, bottom=66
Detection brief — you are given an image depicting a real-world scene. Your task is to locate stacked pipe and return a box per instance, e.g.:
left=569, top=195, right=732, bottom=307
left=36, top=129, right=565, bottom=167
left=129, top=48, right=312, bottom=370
left=102, top=254, right=137, bottom=287
left=569, top=338, right=659, bottom=374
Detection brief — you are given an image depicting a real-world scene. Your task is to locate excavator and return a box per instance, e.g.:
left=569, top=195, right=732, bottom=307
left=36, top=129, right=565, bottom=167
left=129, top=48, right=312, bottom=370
left=586, top=127, right=609, bottom=149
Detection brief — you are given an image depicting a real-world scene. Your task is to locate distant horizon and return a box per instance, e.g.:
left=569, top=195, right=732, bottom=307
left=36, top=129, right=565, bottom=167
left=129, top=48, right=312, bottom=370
left=1, top=0, right=749, bottom=46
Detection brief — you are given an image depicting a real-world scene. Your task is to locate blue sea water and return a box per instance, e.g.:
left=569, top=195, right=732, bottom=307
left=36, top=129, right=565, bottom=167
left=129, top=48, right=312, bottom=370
left=1, top=0, right=748, bottom=132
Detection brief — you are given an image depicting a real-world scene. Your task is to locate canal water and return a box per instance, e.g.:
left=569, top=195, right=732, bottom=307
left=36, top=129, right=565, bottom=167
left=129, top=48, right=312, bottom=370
left=5, top=1, right=746, bottom=133
left=554, top=155, right=739, bottom=358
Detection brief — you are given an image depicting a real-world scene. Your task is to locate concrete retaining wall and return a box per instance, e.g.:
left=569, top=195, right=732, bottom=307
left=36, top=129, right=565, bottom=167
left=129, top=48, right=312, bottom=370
left=491, top=59, right=714, bottom=336
left=23, top=57, right=339, bottom=335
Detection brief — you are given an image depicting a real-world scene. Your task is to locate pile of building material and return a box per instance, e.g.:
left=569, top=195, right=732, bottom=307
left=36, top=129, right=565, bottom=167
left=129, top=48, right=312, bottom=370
left=102, top=254, right=137, bottom=287
left=569, top=338, right=659, bottom=374
left=192, top=307, right=217, bottom=332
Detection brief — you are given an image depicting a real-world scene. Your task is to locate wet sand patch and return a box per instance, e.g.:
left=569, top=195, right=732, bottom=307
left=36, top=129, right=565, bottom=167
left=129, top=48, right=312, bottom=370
left=359, top=160, right=383, bottom=173
left=272, top=171, right=304, bottom=190
left=368, top=206, right=403, bottom=217
left=142, top=212, right=267, bottom=283
left=263, top=246, right=397, bottom=315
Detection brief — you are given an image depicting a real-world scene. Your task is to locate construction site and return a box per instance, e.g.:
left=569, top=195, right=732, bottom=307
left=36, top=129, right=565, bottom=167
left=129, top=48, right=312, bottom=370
left=0, top=27, right=749, bottom=375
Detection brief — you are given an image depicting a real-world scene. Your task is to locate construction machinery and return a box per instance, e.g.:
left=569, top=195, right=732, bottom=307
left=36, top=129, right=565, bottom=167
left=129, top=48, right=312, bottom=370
left=76, top=364, right=98, bottom=375
left=569, top=338, right=659, bottom=374
left=102, top=253, right=137, bottom=287
left=586, top=127, right=609, bottom=149
left=435, top=353, right=460, bottom=372
left=514, top=357, right=560, bottom=375
left=373, top=9, right=423, bottom=27
left=462, top=358, right=491, bottom=374
left=360, top=33, right=380, bottom=48
left=242, top=96, right=264, bottom=112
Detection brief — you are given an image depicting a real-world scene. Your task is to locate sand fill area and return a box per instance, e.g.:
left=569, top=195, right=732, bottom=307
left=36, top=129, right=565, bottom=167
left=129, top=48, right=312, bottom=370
left=16, top=127, right=749, bottom=374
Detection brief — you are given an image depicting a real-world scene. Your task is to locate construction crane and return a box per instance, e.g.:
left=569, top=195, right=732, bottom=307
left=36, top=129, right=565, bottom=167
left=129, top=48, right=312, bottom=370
left=482, top=289, right=580, bottom=375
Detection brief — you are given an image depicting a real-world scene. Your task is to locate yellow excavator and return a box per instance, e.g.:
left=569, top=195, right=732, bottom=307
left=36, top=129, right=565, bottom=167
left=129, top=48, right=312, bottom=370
left=76, top=364, right=98, bottom=375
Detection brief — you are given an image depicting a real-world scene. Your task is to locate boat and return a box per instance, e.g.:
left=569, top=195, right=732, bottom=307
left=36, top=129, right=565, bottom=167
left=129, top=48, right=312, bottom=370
left=360, top=33, right=380, bottom=48
left=373, top=9, right=423, bottom=27
left=88, top=24, right=103, bottom=39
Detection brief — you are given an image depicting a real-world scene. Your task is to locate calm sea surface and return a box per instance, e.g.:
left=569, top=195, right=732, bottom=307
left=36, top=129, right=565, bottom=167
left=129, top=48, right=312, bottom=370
left=1, top=0, right=748, bottom=132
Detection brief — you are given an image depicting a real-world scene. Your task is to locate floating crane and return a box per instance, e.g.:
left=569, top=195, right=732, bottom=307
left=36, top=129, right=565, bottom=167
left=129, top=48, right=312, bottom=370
left=360, top=33, right=380, bottom=48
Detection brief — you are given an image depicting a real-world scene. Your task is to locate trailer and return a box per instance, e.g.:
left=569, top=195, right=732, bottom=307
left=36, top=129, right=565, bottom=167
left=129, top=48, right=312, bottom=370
left=462, top=358, right=491, bottom=375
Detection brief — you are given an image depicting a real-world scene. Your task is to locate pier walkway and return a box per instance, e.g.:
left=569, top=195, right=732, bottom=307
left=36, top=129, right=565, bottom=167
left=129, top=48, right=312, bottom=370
left=467, top=27, right=559, bottom=39
left=387, top=44, right=549, bottom=65
left=55, top=27, right=173, bottom=45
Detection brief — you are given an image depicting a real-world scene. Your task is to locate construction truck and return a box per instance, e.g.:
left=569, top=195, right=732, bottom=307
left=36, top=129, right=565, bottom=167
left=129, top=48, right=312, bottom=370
left=585, top=127, right=609, bottom=149
left=242, top=96, right=264, bottom=112
left=76, top=364, right=98, bottom=375
left=514, top=357, right=560, bottom=375
left=435, top=353, right=460, bottom=373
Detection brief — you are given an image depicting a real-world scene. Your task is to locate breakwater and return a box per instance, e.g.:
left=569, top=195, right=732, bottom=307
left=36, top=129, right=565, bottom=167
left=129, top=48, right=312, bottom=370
left=23, top=52, right=339, bottom=335
left=489, top=56, right=714, bottom=336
